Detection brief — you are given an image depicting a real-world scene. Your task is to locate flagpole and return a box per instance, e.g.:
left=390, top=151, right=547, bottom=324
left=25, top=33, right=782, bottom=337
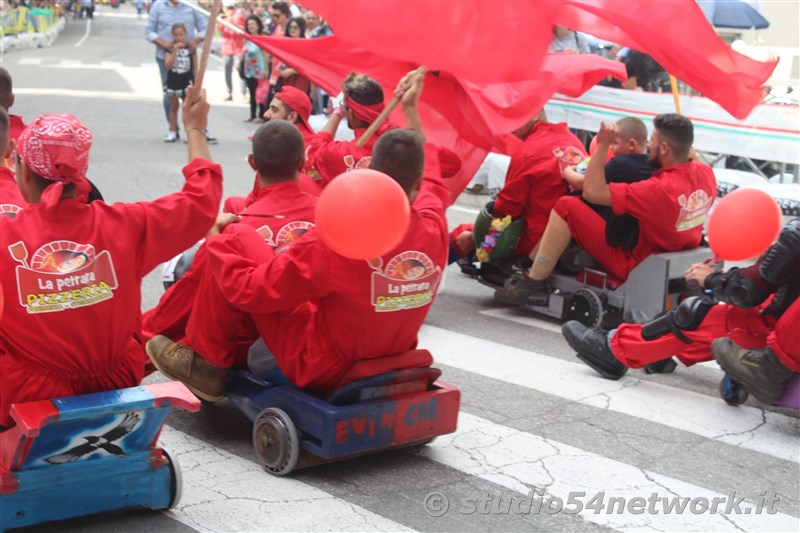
left=355, top=66, right=427, bottom=148
left=178, top=0, right=244, bottom=35
left=192, top=0, right=223, bottom=92
left=669, top=74, right=682, bottom=115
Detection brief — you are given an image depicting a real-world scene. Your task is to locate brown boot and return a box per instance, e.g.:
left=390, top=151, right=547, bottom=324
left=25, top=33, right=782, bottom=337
left=146, top=335, right=227, bottom=402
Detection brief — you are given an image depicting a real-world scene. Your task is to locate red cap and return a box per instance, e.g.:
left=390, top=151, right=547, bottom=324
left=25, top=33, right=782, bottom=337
left=275, top=86, right=313, bottom=134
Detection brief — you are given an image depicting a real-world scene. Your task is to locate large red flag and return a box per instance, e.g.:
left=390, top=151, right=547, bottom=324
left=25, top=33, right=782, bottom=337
left=249, top=34, right=625, bottom=203
left=556, top=0, right=776, bottom=119
left=300, top=0, right=561, bottom=84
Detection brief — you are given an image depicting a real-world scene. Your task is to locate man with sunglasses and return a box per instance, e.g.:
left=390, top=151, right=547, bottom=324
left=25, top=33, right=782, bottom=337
left=496, top=113, right=716, bottom=307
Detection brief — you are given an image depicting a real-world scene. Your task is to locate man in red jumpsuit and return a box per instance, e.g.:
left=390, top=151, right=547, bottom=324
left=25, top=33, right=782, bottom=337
left=712, top=219, right=800, bottom=404
left=227, top=86, right=320, bottom=214
left=449, top=110, right=586, bottom=260
left=562, top=218, right=799, bottom=405
left=0, top=87, right=222, bottom=429
left=0, top=109, right=26, bottom=217
left=146, top=71, right=450, bottom=402
left=496, top=114, right=717, bottom=306
left=143, top=119, right=318, bottom=347
left=304, top=72, right=399, bottom=186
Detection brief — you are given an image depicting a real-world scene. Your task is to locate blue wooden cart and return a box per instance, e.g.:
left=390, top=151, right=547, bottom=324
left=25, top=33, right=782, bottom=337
left=0, top=381, right=199, bottom=532
left=224, top=349, right=460, bottom=476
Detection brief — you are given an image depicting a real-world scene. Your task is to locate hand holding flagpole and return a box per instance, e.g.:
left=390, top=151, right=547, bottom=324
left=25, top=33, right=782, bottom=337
left=355, top=66, right=427, bottom=148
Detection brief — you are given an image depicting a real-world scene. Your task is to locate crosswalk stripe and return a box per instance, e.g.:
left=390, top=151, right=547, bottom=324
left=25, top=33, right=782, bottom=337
left=419, top=325, right=799, bottom=462
left=158, top=426, right=412, bottom=533
left=418, top=412, right=799, bottom=531
left=480, top=307, right=564, bottom=334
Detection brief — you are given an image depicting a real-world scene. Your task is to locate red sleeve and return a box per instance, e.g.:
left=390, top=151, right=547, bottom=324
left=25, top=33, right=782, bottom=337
left=493, top=154, right=531, bottom=218
left=123, top=158, right=222, bottom=277
left=610, top=175, right=670, bottom=218
left=206, top=226, right=332, bottom=314
left=304, top=132, right=352, bottom=186
left=411, top=144, right=449, bottom=216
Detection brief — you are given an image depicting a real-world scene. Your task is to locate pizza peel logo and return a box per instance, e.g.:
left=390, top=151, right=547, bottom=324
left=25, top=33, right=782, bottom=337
left=9, top=240, right=119, bottom=314
left=369, top=251, right=442, bottom=312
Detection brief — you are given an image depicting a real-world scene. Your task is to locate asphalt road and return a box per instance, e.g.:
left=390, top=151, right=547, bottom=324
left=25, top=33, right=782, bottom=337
left=5, top=6, right=799, bottom=533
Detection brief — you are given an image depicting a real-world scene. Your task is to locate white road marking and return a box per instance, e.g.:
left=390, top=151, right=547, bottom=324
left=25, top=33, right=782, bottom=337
left=17, top=58, right=44, bottom=65
left=447, top=205, right=480, bottom=216
left=74, top=18, right=92, bottom=48
left=419, top=325, right=799, bottom=462
left=479, top=307, right=564, bottom=334
left=158, top=427, right=412, bottom=533
left=101, top=61, right=123, bottom=68
left=59, top=59, right=83, bottom=66
left=419, top=413, right=799, bottom=532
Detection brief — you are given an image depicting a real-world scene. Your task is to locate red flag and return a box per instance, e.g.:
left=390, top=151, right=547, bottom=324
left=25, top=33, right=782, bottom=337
left=557, top=0, right=776, bottom=119
left=300, top=0, right=561, bottom=84
left=248, top=35, right=625, bottom=204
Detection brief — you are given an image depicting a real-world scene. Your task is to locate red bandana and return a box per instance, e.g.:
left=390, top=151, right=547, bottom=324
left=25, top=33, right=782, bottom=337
left=344, top=96, right=385, bottom=124
left=17, top=114, right=93, bottom=209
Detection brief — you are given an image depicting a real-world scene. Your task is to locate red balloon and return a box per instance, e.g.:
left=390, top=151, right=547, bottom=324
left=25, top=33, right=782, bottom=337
left=316, top=169, right=411, bottom=260
left=707, top=188, right=782, bottom=261
left=589, top=135, right=613, bottom=162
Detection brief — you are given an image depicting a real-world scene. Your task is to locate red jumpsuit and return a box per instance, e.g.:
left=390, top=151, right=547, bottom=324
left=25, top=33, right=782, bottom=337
left=143, top=180, right=318, bottom=347
left=186, top=146, right=449, bottom=393
left=223, top=122, right=321, bottom=214
left=770, top=296, right=800, bottom=372
left=492, top=122, right=586, bottom=256
left=554, top=161, right=716, bottom=281
left=611, top=249, right=797, bottom=371
left=0, top=167, right=26, bottom=218
left=304, top=121, right=398, bottom=187
left=3, top=115, right=26, bottom=169
left=0, top=159, right=222, bottom=427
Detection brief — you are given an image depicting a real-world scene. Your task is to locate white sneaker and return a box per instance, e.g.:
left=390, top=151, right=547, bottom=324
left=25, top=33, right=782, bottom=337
left=180, top=131, right=188, bottom=143
left=205, top=130, right=218, bottom=144
left=164, top=131, right=178, bottom=143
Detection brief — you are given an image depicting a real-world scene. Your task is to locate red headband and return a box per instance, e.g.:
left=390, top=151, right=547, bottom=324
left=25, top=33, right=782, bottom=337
left=344, top=96, right=385, bottom=124
left=17, top=114, right=93, bottom=209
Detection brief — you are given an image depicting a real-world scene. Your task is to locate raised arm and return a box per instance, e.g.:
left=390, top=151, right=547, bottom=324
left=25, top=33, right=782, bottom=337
left=582, top=122, right=615, bottom=206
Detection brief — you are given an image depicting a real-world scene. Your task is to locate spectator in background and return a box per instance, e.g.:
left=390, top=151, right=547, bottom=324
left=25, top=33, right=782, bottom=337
left=304, top=10, right=333, bottom=114
left=146, top=0, right=216, bottom=143
left=549, top=25, right=589, bottom=54
left=240, top=15, right=268, bottom=123
left=304, top=10, right=332, bottom=38
left=219, top=0, right=245, bottom=102
left=268, top=17, right=311, bottom=103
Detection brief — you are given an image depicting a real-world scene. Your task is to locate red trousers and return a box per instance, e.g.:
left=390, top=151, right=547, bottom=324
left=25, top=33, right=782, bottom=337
left=183, top=264, right=347, bottom=393
left=0, top=338, right=145, bottom=427
left=611, top=304, right=774, bottom=368
left=769, top=297, right=800, bottom=372
left=554, top=196, right=651, bottom=281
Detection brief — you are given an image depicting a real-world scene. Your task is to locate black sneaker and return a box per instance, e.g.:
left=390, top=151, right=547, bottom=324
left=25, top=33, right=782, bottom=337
left=494, top=273, right=550, bottom=306
left=712, top=338, right=794, bottom=405
left=562, top=320, right=628, bottom=380
left=644, top=358, right=678, bottom=374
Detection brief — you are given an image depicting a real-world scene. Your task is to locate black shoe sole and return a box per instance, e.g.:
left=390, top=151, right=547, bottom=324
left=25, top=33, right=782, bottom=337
left=574, top=350, right=628, bottom=380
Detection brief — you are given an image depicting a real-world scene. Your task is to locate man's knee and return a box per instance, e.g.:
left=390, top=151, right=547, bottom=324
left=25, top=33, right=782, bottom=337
left=641, top=296, right=714, bottom=343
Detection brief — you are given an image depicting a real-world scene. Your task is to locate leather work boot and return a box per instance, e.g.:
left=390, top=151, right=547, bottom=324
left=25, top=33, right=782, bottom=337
left=494, top=273, right=550, bottom=307
left=146, top=335, right=227, bottom=402
left=562, top=320, right=628, bottom=380
left=712, top=337, right=794, bottom=405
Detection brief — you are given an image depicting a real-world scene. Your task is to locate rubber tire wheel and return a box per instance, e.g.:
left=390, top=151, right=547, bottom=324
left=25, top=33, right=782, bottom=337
left=161, top=446, right=183, bottom=509
left=720, top=375, right=749, bottom=406
left=253, top=407, right=300, bottom=476
left=566, top=288, right=604, bottom=328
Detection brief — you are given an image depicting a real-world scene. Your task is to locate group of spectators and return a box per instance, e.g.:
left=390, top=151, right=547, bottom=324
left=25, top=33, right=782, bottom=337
left=549, top=24, right=671, bottom=93
left=218, top=1, right=331, bottom=120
